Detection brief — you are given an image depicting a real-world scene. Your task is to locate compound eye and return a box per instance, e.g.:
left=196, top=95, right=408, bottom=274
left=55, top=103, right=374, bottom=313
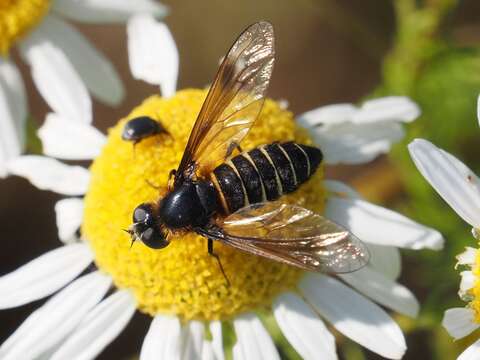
left=141, top=228, right=169, bottom=249
left=133, top=203, right=152, bottom=223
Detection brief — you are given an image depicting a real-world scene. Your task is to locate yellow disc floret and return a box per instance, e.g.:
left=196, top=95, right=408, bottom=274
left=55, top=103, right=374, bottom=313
left=83, top=89, right=326, bottom=321
left=470, top=247, right=480, bottom=322
left=0, top=0, right=50, bottom=55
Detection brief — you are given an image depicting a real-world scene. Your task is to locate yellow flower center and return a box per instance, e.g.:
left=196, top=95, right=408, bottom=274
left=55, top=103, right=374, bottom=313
left=0, top=0, right=50, bottom=55
left=471, top=247, right=480, bottom=322
left=82, top=89, right=326, bottom=321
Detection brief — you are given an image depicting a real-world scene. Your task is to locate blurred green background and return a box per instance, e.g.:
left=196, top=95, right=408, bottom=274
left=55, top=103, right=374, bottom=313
left=2, top=0, right=480, bottom=358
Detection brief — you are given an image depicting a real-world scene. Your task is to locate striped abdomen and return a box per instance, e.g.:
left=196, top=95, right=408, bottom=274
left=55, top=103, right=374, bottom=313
left=211, top=142, right=323, bottom=214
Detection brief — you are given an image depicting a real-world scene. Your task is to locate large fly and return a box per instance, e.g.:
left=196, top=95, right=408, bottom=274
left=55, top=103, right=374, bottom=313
left=126, top=21, right=369, bottom=281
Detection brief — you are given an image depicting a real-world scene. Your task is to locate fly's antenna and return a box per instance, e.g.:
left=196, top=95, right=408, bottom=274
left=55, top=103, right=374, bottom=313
left=123, top=228, right=136, bottom=249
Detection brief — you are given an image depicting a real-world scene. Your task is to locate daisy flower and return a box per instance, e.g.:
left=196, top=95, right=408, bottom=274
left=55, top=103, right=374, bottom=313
left=408, top=96, right=480, bottom=360
left=0, top=0, right=167, bottom=176
left=1, top=15, right=443, bottom=360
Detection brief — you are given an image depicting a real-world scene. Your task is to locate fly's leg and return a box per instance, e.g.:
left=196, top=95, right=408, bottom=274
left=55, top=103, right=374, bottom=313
left=145, top=179, right=162, bottom=190
left=208, top=238, right=230, bottom=287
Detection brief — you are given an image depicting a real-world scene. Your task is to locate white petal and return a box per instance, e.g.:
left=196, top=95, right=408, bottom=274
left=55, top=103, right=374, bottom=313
left=38, top=113, right=106, bottom=160
left=232, top=343, right=244, bottom=360
left=0, top=244, right=92, bottom=309
left=233, top=313, right=280, bottom=360
left=52, top=0, right=168, bottom=23
left=409, top=139, right=480, bottom=228
left=182, top=321, right=204, bottom=360
left=51, top=290, right=136, bottom=360
left=340, top=266, right=419, bottom=317
left=326, top=196, right=444, bottom=250
left=297, top=104, right=357, bottom=127
left=19, top=35, right=91, bottom=124
left=273, top=292, right=337, bottom=360
left=442, top=308, right=480, bottom=340
left=300, top=274, right=406, bottom=359
left=456, top=247, right=477, bottom=267
left=0, top=271, right=111, bottom=360
left=459, top=271, right=475, bottom=299
left=201, top=341, right=215, bottom=360
left=0, top=60, right=27, bottom=177
left=311, top=121, right=404, bottom=165
left=459, top=338, right=480, bottom=360
left=366, top=244, right=401, bottom=280
left=35, top=16, right=124, bottom=106
left=209, top=321, right=224, bottom=360
left=7, top=155, right=90, bottom=196
left=55, top=198, right=84, bottom=244
left=353, top=97, right=420, bottom=124
left=297, top=97, right=419, bottom=128
left=324, top=180, right=361, bottom=199
left=140, top=315, right=182, bottom=360
left=128, top=14, right=178, bottom=97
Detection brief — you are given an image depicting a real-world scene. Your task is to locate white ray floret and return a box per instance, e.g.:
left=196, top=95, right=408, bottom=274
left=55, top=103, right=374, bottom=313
left=52, top=0, right=168, bottom=23
left=300, top=274, right=407, bottom=360
left=50, top=290, right=136, bottom=360
left=6, top=155, right=90, bottom=196
left=19, top=39, right=92, bottom=125
left=366, top=244, right=402, bottom=280
left=409, top=138, right=480, bottom=229
left=0, top=244, right=92, bottom=309
left=458, top=339, right=480, bottom=360
left=140, top=315, right=182, bottom=360
left=340, top=266, right=419, bottom=317
left=442, top=308, right=480, bottom=340
left=25, top=16, right=125, bottom=107
left=233, top=313, right=280, bottom=360
left=273, top=292, right=337, bottom=360
left=326, top=195, right=444, bottom=250
left=297, top=96, right=420, bottom=164
left=38, top=113, right=106, bottom=160
left=55, top=198, right=84, bottom=243
left=0, top=60, right=27, bottom=178
left=0, top=271, right=111, bottom=360
left=128, top=14, right=179, bottom=98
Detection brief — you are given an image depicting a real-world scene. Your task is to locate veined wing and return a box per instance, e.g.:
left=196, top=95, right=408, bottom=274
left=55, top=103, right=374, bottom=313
left=197, top=202, right=369, bottom=274
left=175, top=21, right=275, bottom=185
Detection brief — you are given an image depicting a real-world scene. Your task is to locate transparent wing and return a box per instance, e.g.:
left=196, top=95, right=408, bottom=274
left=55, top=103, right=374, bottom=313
left=175, top=21, right=275, bottom=185
left=201, top=202, right=369, bottom=274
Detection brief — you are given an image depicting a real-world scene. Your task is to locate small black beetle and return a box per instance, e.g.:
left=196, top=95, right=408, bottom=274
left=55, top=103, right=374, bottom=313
left=121, top=116, right=168, bottom=145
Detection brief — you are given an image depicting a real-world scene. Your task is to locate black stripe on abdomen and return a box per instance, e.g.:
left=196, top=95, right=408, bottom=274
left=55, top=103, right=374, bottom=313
left=212, top=164, right=245, bottom=213
left=297, top=143, right=323, bottom=175
left=279, top=142, right=310, bottom=184
left=263, top=143, right=297, bottom=193
left=230, top=155, right=264, bottom=204
left=247, top=148, right=280, bottom=201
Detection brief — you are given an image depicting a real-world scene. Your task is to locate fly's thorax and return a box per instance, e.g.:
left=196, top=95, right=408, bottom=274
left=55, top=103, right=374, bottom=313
left=159, top=181, right=219, bottom=229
